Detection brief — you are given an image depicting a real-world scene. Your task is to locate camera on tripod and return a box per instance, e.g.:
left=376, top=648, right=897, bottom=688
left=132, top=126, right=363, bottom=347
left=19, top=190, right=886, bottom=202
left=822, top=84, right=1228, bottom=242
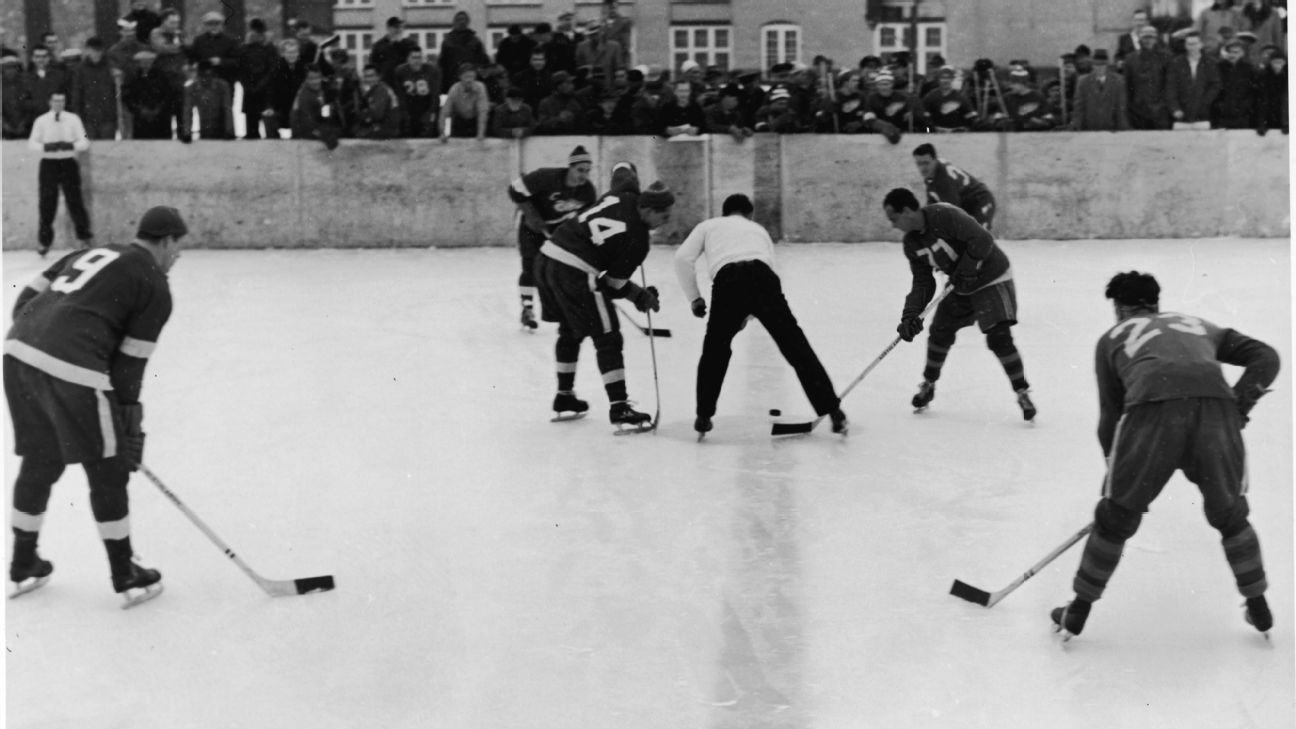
left=973, top=58, right=997, bottom=78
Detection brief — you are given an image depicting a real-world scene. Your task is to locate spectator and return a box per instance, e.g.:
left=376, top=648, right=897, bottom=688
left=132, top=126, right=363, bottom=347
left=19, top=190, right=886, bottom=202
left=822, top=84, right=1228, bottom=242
left=293, top=20, right=319, bottom=65
left=574, top=24, right=624, bottom=94
left=394, top=47, right=442, bottom=137
left=705, top=83, right=754, bottom=140
left=1212, top=39, right=1259, bottom=127
left=239, top=18, right=279, bottom=139
left=191, top=11, right=241, bottom=88
left=823, top=71, right=868, bottom=133
left=1070, top=49, right=1130, bottom=130
left=290, top=64, right=340, bottom=149
left=149, top=8, right=186, bottom=93
left=2, top=56, right=33, bottom=139
left=657, top=79, right=705, bottom=137
left=786, top=65, right=825, bottom=129
left=1255, top=49, right=1287, bottom=133
left=1125, top=25, right=1173, bottom=129
left=599, top=0, right=633, bottom=67
left=1167, top=31, right=1222, bottom=128
left=324, top=48, right=361, bottom=137
left=1117, top=8, right=1155, bottom=70
left=122, top=0, right=161, bottom=45
left=370, top=17, right=417, bottom=89
left=529, top=22, right=554, bottom=62
left=107, top=20, right=146, bottom=78
left=491, top=87, right=536, bottom=138
left=585, top=89, right=630, bottom=134
left=60, top=48, right=83, bottom=72
left=998, top=67, right=1059, bottom=131
left=753, top=86, right=804, bottom=133
left=628, top=79, right=666, bottom=133
left=181, top=59, right=235, bottom=140
left=735, top=70, right=767, bottom=128
left=439, top=11, right=491, bottom=94
left=512, top=48, right=553, bottom=110
left=547, top=11, right=581, bottom=75
left=1073, top=44, right=1094, bottom=74
left=478, top=63, right=511, bottom=105
left=1059, top=52, right=1080, bottom=113
left=1214, top=25, right=1240, bottom=56
left=1239, top=1, right=1285, bottom=61
left=536, top=70, right=585, bottom=134
left=25, top=46, right=68, bottom=126
left=267, top=39, right=308, bottom=138
left=0, top=26, right=15, bottom=61
left=121, top=50, right=172, bottom=138
left=355, top=63, right=401, bottom=139
left=69, top=38, right=117, bottom=140
left=919, top=66, right=979, bottom=132
left=1198, top=1, right=1243, bottom=55
left=496, top=25, right=536, bottom=77
left=41, top=32, right=66, bottom=70
left=680, top=59, right=707, bottom=95
left=862, top=70, right=915, bottom=137
left=441, top=62, right=490, bottom=140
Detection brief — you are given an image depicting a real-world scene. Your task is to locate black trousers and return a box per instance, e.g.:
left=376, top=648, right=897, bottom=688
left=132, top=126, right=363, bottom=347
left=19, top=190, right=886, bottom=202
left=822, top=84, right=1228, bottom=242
left=697, top=260, right=838, bottom=418
left=38, top=158, right=92, bottom=247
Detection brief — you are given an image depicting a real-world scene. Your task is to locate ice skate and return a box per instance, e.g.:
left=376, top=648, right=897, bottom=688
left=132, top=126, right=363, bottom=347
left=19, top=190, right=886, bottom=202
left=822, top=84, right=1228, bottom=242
left=113, top=559, right=164, bottom=609
left=1050, top=599, right=1091, bottom=642
left=1016, top=388, right=1037, bottom=422
left=830, top=408, right=849, bottom=435
left=694, top=415, right=713, bottom=442
left=36, top=243, right=51, bottom=258
left=520, top=305, right=538, bottom=332
left=610, top=401, right=654, bottom=434
left=551, top=391, right=589, bottom=422
left=1244, top=595, right=1273, bottom=639
left=912, top=380, right=936, bottom=412
left=9, top=554, right=53, bottom=599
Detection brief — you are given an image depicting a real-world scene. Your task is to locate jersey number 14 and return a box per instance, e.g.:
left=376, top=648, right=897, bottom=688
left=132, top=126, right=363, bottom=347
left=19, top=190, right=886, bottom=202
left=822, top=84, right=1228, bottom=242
left=577, top=196, right=627, bottom=246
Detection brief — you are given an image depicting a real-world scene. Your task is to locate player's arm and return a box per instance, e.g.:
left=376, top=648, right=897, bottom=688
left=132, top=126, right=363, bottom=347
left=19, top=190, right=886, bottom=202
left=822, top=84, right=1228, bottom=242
left=673, top=221, right=707, bottom=304
left=902, top=253, right=938, bottom=317
left=110, top=285, right=173, bottom=405
left=1217, top=329, right=1281, bottom=421
left=11, top=253, right=79, bottom=317
left=507, top=174, right=548, bottom=233
left=1094, top=342, right=1125, bottom=456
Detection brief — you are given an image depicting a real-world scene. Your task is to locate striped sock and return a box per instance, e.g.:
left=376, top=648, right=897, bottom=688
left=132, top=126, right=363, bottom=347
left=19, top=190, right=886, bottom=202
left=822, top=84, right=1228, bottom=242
left=1223, top=525, right=1268, bottom=599
left=922, top=339, right=951, bottom=383
left=1072, top=531, right=1125, bottom=603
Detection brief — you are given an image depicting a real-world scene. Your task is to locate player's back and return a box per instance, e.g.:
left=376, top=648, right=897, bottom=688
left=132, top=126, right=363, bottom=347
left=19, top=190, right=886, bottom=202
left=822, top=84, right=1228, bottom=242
left=549, top=192, right=647, bottom=275
left=1098, top=311, right=1237, bottom=406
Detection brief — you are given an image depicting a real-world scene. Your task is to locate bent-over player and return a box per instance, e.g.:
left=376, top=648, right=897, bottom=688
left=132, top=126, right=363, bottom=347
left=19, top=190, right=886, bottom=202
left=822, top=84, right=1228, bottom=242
left=534, top=162, right=675, bottom=431
left=882, top=187, right=1035, bottom=420
left=912, top=143, right=997, bottom=229
left=675, top=193, right=847, bottom=439
left=1052, top=271, right=1279, bottom=640
left=5, top=205, right=188, bottom=607
left=508, top=145, right=597, bottom=330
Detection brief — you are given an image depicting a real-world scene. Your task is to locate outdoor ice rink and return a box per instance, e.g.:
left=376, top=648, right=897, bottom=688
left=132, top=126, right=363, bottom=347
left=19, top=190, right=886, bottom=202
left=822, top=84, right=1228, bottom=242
left=3, top=237, right=1293, bottom=728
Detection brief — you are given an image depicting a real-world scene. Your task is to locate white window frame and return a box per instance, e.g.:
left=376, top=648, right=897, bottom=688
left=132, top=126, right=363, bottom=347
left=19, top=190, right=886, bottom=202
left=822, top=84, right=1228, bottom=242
left=669, top=24, right=732, bottom=73
left=873, top=21, right=946, bottom=76
left=407, top=28, right=450, bottom=56
left=762, top=23, right=800, bottom=71
left=402, top=0, right=454, bottom=6
left=487, top=28, right=509, bottom=57
left=337, top=29, right=375, bottom=68
left=333, top=0, right=372, bottom=7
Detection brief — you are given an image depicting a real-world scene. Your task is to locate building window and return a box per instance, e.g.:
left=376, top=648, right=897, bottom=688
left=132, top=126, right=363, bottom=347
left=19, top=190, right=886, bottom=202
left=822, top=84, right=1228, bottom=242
left=333, top=0, right=373, bottom=7
left=407, top=28, right=450, bottom=55
left=763, top=23, right=799, bottom=71
left=873, top=21, right=946, bottom=75
left=669, top=24, right=731, bottom=73
left=402, top=0, right=454, bottom=5
left=336, top=30, right=374, bottom=68
left=487, top=28, right=509, bottom=57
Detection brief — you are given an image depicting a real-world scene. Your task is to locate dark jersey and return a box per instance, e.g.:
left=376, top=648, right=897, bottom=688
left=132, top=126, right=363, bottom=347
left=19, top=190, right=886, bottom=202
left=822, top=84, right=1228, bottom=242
left=4, top=244, right=172, bottom=402
left=919, top=89, right=978, bottom=129
left=547, top=191, right=649, bottom=279
left=901, top=203, right=1010, bottom=313
left=1003, top=89, right=1057, bottom=129
left=862, top=90, right=914, bottom=127
left=1094, top=312, right=1279, bottom=452
left=507, top=167, right=598, bottom=231
left=923, top=159, right=994, bottom=213
left=393, top=62, right=441, bottom=117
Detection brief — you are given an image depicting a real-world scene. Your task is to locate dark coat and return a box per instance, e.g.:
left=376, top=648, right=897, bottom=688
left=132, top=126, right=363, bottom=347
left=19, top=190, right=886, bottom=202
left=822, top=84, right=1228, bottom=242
left=495, top=34, right=536, bottom=77
left=369, top=35, right=419, bottom=88
left=1211, top=58, right=1257, bottom=128
left=1255, top=63, right=1287, bottom=130
left=268, top=57, right=309, bottom=119
left=239, top=40, right=280, bottom=109
left=1165, top=54, right=1221, bottom=123
left=1070, top=71, right=1129, bottom=130
left=437, top=28, right=491, bottom=94
left=190, top=31, right=241, bottom=85
left=69, top=56, right=118, bottom=131
left=1123, top=48, right=1171, bottom=128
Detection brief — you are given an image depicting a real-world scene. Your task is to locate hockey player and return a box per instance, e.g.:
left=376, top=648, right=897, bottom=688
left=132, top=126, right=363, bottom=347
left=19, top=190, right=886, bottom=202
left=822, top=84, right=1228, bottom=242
left=534, top=163, right=675, bottom=430
left=4, top=205, right=187, bottom=607
left=882, top=187, right=1035, bottom=420
left=1052, top=271, right=1279, bottom=640
left=912, top=143, right=997, bottom=229
left=675, top=193, right=847, bottom=438
left=507, top=145, right=598, bottom=330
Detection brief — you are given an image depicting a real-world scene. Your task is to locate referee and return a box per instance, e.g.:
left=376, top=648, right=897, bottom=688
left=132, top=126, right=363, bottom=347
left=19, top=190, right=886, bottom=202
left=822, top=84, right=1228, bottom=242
left=675, top=193, right=847, bottom=437
left=27, top=91, right=93, bottom=256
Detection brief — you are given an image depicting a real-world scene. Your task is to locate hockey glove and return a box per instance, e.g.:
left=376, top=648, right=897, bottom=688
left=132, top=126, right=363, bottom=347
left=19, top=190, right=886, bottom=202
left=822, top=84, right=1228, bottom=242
left=897, top=316, right=924, bottom=342
left=691, top=297, right=707, bottom=318
left=116, top=403, right=145, bottom=471
left=626, top=284, right=660, bottom=313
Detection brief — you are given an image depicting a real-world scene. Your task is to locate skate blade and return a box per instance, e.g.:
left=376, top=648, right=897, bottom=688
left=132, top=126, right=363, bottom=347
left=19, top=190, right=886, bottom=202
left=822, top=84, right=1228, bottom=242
left=696, top=432, right=707, bottom=442
left=10, top=576, right=50, bottom=599
left=120, top=583, right=164, bottom=609
left=913, top=405, right=930, bottom=414
left=1051, top=624, right=1077, bottom=644
left=550, top=412, right=588, bottom=422
left=613, top=421, right=656, bottom=436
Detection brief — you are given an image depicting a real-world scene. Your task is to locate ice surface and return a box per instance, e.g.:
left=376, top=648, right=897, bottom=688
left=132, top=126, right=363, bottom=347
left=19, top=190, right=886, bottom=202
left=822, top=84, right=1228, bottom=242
left=3, top=238, right=1292, bottom=729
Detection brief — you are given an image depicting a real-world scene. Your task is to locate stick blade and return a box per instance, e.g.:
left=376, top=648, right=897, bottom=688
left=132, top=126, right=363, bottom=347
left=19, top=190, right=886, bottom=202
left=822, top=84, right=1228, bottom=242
left=647, top=328, right=673, bottom=338
left=770, top=421, right=814, bottom=437
left=949, top=579, right=991, bottom=606
left=294, top=575, right=336, bottom=594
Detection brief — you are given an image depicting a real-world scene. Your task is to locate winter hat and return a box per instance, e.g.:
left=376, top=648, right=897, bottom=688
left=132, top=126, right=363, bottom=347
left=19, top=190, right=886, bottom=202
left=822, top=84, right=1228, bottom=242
left=768, top=87, right=791, bottom=102
left=568, top=145, right=592, bottom=166
left=638, top=181, right=676, bottom=211
left=137, top=206, right=188, bottom=239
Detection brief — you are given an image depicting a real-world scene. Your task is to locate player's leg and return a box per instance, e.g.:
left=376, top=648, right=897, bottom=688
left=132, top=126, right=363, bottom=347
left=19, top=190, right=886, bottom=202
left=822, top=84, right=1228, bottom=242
left=60, top=160, right=93, bottom=243
left=517, top=225, right=544, bottom=329
left=1054, top=403, right=1180, bottom=636
left=535, top=257, right=588, bottom=417
left=975, top=281, right=1033, bottom=419
left=1186, top=399, right=1270, bottom=631
left=748, top=264, right=841, bottom=420
left=5, top=357, right=66, bottom=588
left=36, top=160, right=59, bottom=254
left=913, top=295, right=971, bottom=409
left=83, top=456, right=160, bottom=596
left=695, top=265, right=754, bottom=427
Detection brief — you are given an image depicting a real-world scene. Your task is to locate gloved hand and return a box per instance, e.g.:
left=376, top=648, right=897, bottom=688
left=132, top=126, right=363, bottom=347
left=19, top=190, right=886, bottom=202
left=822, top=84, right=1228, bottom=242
left=953, top=256, right=981, bottom=294
left=897, top=315, right=924, bottom=342
left=1234, top=383, right=1271, bottom=428
left=116, top=403, right=145, bottom=470
left=628, top=284, right=660, bottom=313
left=691, top=297, right=707, bottom=318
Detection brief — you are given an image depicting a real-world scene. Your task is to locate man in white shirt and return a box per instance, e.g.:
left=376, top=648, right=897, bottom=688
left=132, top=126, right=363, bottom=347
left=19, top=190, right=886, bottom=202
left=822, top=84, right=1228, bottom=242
left=26, top=91, right=92, bottom=256
left=675, top=193, right=846, bottom=438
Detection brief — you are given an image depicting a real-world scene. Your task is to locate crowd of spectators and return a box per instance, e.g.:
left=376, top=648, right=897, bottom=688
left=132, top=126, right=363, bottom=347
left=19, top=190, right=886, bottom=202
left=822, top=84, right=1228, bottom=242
left=0, top=0, right=1287, bottom=146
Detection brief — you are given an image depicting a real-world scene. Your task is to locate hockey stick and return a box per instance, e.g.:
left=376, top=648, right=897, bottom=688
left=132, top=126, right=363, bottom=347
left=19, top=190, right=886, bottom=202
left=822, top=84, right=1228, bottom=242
left=770, top=283, right=953, bottom=436
left=641, top=269, right=662, bottom=432
left=139, top=465, right=336, bottom=597
left=615, top=302, right=672, bottom=337
left=949, top=522, right=1093, bottom=607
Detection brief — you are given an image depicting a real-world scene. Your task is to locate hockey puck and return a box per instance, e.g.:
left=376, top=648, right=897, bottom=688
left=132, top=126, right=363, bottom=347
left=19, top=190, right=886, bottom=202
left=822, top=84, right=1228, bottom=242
left=769, top=409, right=781, bottom=416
